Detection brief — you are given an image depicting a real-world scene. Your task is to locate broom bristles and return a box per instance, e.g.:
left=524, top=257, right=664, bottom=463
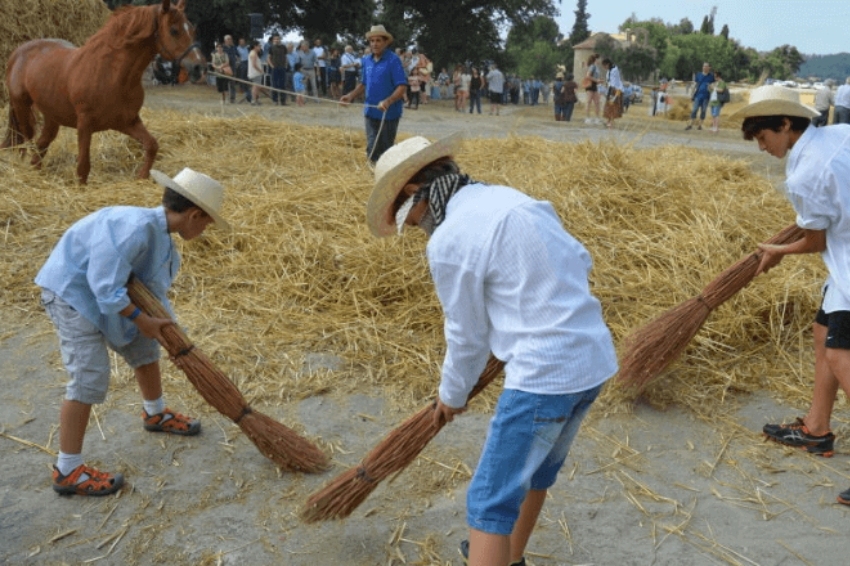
left=301, top=356, right=506, bottom=522
left=616, top=224, right=804, bottom=393
left=127, top=277, right=328, bottom=472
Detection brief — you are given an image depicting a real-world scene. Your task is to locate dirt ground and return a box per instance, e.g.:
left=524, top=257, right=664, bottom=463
left=3, top=84, right=850, bottom=566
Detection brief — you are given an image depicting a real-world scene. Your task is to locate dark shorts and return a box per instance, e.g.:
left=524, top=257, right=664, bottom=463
left=488, top=91, right=502, bottom=104
left=815, top=308, right=850, bottom=349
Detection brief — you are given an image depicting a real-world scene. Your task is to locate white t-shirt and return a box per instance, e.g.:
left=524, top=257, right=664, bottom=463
left=313, top=46, right=326, bottom=68
left=784, top=124, right=850, bottom=312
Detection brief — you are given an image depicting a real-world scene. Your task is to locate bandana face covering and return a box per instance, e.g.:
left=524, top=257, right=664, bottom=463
left=418, top=208, right=436, bottom=236
left=395, top=195, right=416, bottom=235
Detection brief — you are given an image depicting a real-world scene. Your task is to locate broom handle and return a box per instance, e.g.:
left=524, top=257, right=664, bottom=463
left=126, top=277, right=197, bottom=358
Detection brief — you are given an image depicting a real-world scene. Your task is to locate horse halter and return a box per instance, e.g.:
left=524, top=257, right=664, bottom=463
left=152, top=5, right=194, bottom=61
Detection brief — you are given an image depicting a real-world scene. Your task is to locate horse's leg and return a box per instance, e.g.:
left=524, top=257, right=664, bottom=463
left=2, top=98, right=36, bottom=158
left=31, top=118, right=60, bottom=169
left=75, top=125, right=93, bottom=184
left=118, top=118, right=159, bottom=179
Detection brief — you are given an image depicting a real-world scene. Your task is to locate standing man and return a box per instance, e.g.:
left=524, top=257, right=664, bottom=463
left=313, top=38, right=328, bottom=97
left=222, top=35, right=240, bottom=104
left=296, top=40, right=318, bottom=100
left=833, top=77, right=850, bottom=124
left=339, top=25, right=407, bottom=164
left=685, top=62, right=715, bottom=130
left=366, top=134, right=618, bottom=566
left=812, top=79, right=835, bottom=127
left=268, top=33, right=288, bottom=105
left=37, top=168, right=230, bottom=496
left=486, top=63, right=505, bottom=116
left=340, top=44, right=361, bottom=96
left=236, top=37, right=253, bottom=103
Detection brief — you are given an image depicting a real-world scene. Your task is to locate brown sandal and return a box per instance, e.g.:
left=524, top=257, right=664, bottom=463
left=52, top=464, right=124, bottom=496
left=143, top=408, right=201, bottom=436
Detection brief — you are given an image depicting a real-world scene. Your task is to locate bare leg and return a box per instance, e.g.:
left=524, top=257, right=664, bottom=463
left=118, top=118, right=159, bottom=180
left=803, top=322, right=839, bottom=435
left=510, top=489, right=547, bottom=563
left=134, top=361, right=163, bottom=402
left=59, top=399, right=92, bottom=454
left=468, top=529, right=510, bottom=566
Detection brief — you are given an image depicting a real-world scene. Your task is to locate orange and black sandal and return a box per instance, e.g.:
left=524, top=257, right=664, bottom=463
left=143, top=408, right=201, bottom=436
left=52, top=464, right=124, bottom=496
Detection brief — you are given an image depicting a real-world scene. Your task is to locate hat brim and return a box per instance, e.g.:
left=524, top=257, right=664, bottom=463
left=366, top=132, right=463, bottom=237
left=150, top=170, right=231, bottom=230
left=728, top=99, right=820, bottom=121
left=365, top=31, right=393, bottom=43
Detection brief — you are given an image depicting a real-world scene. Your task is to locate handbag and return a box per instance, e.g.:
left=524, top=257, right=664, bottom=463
left=718, top=87, right=730, bottom=104
left=581, top=76, right=592, bottom=89
left=222, top=64, right=233, bottom=77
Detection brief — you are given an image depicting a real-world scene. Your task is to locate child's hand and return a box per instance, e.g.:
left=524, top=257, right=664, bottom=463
left=756, top=243, right=785, bottom=275
left=432, top=398, right=466, bottom=428
left=134, top=313, right=173, bottom=343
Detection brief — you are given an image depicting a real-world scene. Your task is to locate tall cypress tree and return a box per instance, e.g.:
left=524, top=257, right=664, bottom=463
left=570, top=0, right=591, bottom=46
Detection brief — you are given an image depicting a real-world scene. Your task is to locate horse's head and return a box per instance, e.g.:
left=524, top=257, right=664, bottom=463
left=155, top=0, right=195, bottom=61
left=180, top=44, right=207, bottom=84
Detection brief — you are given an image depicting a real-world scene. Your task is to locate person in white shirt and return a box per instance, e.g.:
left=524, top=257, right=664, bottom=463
left=833, top=77, right=850, bottom=124
left=312, top=38, right=327, bottom=96
left=366, top=133, right=617, bottom=566
left=731, top=85, right=850, bottom=506
left=340, top=44, right=360, bottom=95
left=485, top=63, right=505, bottom=116
left=812, top=79, right=835, bottom=127
left=601, top=58, right=624, bottom=129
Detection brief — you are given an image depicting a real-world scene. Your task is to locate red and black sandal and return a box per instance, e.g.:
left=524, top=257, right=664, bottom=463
left=52, top=464, right=124, bottom=496
left=143, top=408, right=201, bottom=436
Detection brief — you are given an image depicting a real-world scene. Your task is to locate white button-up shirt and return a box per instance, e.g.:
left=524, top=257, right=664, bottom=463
left=426, top=184, right=618, bottom=408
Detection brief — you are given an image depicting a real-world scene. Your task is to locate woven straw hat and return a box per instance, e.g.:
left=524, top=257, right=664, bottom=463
left=365, top=24, right=393, bottom=43
left=150, top=168, right=230, bottom=230
left=366, top=132, right=463, bottom=237
left=729, top=85, right=819, bottom=120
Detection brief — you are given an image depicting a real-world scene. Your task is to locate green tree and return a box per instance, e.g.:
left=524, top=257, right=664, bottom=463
left=593, top=33, right=656, bottom=83
left=719, top=24, right=729, bottom=40
left=669, top=17, right=694, bottom=35
left=569, top=0, right=591, bottom=46
left=507, top=15, right=572, bottom=78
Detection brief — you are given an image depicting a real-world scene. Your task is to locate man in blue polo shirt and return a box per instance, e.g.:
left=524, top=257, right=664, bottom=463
left=339, top=24, right=407, bottom=163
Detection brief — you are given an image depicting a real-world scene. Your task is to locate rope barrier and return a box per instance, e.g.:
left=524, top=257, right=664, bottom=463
left=208, top=70, right=388, bottom=163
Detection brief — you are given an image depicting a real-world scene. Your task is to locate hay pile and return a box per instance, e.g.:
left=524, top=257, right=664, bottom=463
left=0, top=0, right=110, bottom=105
left=0, top=106, right=828, bottom=420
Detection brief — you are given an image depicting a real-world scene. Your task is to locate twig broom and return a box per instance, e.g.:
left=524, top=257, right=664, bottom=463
left=300, top=355, right=505, bottom=522
left=127, top=277, right=328, bottom=473
left=615, top=223, right=804, bottom=393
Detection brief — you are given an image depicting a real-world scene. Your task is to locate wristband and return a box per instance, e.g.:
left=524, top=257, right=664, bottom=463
left=127, top=307, right=142, bottom=321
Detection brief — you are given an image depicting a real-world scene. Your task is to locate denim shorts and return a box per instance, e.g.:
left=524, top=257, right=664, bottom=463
left=41, top=290, right=160, bottom=404
left=466, top=384, right=602, bottom=535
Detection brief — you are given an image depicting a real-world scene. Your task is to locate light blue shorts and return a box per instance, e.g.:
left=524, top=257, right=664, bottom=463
left=466, top=384, right=602, bottom=535
left=41, top=290, right=160, bottom=404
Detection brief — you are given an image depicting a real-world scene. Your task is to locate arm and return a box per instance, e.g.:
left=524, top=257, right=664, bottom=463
left=340, top=82, right=364, bottom=103
left=756, top=228, right=826, bottom=275
left=380, top=84, right=408, bottom=110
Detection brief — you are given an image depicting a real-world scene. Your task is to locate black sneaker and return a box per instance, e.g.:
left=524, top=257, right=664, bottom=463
left=763, top=417, right=835, bottom=457
left=838, top=487, right=850, bottom=506
left=459, top=539, right=526, bottom=566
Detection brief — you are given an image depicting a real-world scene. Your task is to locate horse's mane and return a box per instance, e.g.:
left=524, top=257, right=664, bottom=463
left=83, top=4, right=160, bottom=52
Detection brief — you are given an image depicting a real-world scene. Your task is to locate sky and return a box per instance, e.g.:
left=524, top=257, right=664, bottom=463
left=555, top=0, right=850, bottom=56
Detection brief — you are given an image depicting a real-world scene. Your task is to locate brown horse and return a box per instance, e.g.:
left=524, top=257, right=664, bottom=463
left=1, top=0, right=195, bottom=183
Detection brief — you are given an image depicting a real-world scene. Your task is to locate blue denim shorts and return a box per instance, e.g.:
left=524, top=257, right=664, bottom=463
left=41, top=290, right=160, bottom=404
left=466, top=384, right=602, bottom=535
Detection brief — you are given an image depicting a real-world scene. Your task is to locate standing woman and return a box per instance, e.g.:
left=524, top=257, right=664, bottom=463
left=210, top=43, right=231, bottom=104
left=601, top=58, right=624, bottom=129
left=709, top=71, right=728, bottom=133
left=468, top=68, right=483, bottom=114
left=584, top=54, right=602, bottom=124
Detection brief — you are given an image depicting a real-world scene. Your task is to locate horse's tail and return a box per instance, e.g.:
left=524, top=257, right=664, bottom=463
left=1, top=106, right=28, bottom=149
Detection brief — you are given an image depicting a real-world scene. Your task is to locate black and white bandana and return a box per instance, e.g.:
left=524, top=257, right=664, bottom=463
left=411, top=173, right=477, bottom=230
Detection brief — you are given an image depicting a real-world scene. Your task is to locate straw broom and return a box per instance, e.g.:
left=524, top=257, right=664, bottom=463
left=300, top=355, right=505, bottom=522
left=126, top=277, right=329, bottom=473
left=615, top=223, right=805, bottom=393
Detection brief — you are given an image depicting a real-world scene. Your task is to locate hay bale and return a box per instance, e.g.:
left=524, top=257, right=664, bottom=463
left=0, top=107, right=824, bottom=421
left=0, top=0, right=110, bottom=105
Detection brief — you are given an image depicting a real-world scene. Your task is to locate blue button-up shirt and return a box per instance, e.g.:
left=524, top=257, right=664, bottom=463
left=35, top=206, right=179, bottom=347
left=360, top=50, right=407, bottom=120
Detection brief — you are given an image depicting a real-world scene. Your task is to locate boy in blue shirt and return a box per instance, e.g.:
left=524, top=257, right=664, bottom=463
left=36, top=168, right=229, bottom=496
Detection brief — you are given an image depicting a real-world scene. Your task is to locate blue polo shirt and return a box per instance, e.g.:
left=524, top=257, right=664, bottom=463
left=360, top=50, right=407, bottom=120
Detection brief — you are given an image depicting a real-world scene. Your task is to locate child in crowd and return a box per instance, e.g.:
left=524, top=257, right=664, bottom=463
left=407, top=67, right=422, bottom=110
left=293, top=63, right=306, bottom=107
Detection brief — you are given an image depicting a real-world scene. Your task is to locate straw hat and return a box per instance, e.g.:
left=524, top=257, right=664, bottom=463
left=366, top=133, right=463, bottom=237
left=728, top=85, right=819, bottom=120
left=365, top=24, right=393, bottom=43
left=555, top=72, right=564, bottom=79
left=150, top=168, right=230, bottom=230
